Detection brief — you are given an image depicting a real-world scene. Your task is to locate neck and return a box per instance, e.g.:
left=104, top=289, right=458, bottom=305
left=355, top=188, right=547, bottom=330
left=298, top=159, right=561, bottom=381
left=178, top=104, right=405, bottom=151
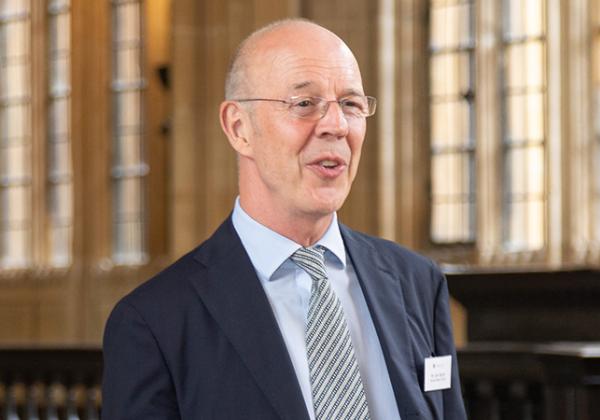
left=239, top=195, right=334, bottom=247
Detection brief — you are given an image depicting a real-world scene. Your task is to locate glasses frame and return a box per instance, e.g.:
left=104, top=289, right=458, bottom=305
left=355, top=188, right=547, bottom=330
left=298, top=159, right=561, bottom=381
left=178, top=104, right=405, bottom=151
left=232, top=95, right=377, bottom=120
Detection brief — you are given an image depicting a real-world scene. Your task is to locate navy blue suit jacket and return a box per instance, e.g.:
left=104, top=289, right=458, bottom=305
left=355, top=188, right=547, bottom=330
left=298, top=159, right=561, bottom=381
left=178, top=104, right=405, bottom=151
left=102, top=217, right=467, bottom=419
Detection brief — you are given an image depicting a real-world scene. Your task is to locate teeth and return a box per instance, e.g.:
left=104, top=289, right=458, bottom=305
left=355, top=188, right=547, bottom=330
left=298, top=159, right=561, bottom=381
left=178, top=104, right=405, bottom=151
left=320, top=160, right=338, bottom=168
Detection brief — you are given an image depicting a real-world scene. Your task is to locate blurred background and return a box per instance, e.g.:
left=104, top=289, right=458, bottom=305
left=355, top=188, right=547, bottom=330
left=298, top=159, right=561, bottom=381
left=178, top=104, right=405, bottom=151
left=0, top=0, right=599, bottom=418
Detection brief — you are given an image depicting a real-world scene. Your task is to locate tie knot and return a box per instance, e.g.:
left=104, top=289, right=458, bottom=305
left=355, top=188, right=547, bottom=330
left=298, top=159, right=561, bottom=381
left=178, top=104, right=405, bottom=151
left=291, top=246, right=327, bottom=281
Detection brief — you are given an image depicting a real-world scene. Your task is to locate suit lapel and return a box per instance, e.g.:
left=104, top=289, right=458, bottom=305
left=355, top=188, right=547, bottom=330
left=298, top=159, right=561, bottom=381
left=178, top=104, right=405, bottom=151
left=191, top=219, right=310, bottom=420
left=341, top=225, right=426, bottom=419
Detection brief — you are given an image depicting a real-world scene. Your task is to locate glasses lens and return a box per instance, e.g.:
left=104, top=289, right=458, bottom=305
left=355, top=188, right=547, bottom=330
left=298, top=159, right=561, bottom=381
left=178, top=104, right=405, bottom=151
left=366, top=96, right=376, bottom=116
left=340, top=96, right=370, bottom=117
left=287, top=96, right=377, bottom=119
left=289, top=97, right=321, bottom=119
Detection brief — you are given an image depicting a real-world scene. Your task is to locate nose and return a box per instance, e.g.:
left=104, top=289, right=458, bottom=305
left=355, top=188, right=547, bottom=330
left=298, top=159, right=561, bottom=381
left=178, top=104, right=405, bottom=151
left=315, top=101, right=349, bottom=139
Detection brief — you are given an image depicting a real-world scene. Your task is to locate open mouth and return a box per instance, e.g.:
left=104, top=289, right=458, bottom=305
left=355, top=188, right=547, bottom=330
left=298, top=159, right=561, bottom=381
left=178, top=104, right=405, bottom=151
left=319, top=159, right=340, bottom=169
left=308, top=157, right=347, bottom=179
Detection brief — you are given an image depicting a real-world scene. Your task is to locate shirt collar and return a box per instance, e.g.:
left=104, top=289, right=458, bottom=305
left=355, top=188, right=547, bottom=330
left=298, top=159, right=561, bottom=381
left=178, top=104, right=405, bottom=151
left=314, top=213, right=346, bottom=268
left=231, top=197, right=347, bottom=283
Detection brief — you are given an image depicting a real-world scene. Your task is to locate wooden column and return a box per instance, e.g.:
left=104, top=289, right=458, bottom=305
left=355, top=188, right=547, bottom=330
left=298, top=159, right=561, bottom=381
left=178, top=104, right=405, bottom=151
left=71, top=0, right=111, bottom=344
left=171, top=0, right=302, bottom=259
left=301, top=0, right=381, bottom=236
left=394, top=0, right=429, bottom=250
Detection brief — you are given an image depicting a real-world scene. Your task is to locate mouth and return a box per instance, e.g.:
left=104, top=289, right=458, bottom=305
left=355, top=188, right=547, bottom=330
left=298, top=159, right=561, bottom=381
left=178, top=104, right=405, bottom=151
left=319, top=159, right=342, bottom=169
left=308, top=156, right=347, bottom=179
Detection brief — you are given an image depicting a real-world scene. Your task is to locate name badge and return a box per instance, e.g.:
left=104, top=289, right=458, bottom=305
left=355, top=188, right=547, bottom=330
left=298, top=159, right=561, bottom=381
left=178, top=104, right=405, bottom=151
left=423, top=355, right=452, bottom=392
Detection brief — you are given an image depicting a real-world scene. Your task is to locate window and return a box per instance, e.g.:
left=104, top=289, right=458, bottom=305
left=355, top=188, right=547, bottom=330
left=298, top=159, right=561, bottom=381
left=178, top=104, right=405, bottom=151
left=501, top=0, right=547, bottom=251
left=428, top=0, right=476, bottom=244
left=47, top=0, right=72, bottom=267
left=425, top=0, right=553, bottom=263
left=0, top=0, right=31, bottom=268
left=110, top=0, right=147, bottom=265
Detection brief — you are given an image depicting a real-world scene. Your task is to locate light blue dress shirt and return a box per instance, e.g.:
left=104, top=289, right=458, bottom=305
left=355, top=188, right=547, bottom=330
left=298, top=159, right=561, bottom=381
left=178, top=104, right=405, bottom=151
left=232, top=198, right=401, bottom=420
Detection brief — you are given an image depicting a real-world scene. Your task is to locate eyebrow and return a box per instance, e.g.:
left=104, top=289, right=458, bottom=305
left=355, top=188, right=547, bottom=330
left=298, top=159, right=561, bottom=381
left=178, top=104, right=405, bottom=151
left=291, top=82, right=365, bottom=97
left=292, top=81, right=313, bottom=91
left=340, top=88, right=365, bottom=97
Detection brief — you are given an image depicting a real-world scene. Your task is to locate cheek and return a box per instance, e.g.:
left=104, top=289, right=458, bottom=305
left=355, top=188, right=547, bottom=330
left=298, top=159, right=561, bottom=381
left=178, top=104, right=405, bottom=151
left=348, top=127, right=366, bottom=167
left=254, top=130, right=304, bottom=179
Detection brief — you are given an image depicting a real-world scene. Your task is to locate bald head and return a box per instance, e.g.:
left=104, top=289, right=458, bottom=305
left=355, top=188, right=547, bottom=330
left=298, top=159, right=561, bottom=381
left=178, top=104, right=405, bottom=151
left=224, top=19, right=358, bottom=99
left=218, top=19, right=368, bottom=242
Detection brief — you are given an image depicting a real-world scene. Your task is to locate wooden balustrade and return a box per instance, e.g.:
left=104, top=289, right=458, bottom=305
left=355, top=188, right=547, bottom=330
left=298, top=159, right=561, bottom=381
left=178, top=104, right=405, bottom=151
left=447, top=269, right=600, bottom=420
left=0, top=342, right=598, bottom=419
left=0, top=348, right=102, bottom=420
left=459, top=342, right=600, bottom=420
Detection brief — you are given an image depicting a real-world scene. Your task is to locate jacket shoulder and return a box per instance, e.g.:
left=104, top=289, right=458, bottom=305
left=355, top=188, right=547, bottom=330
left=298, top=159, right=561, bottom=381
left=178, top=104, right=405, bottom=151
left=115, top=217, right=238, bottom=315
left=342, top=225, right=439, bottom=273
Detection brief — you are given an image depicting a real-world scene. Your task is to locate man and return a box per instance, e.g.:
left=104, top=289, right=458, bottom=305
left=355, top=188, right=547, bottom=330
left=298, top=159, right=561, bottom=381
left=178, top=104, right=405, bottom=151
left=102, top=19, right=467, bottom=420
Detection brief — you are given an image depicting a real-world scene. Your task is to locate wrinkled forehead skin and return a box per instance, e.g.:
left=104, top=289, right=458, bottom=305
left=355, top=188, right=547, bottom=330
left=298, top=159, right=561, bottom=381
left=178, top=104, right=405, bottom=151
left=243, top=22, right=364, bottom=98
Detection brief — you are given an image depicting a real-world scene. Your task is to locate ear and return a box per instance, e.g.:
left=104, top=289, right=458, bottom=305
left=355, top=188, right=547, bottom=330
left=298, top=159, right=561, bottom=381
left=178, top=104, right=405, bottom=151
left=219, top=101, right=254, bottom=158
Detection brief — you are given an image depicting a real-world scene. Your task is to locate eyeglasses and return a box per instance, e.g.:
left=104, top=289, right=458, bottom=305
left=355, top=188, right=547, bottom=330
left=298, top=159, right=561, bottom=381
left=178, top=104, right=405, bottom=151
left=233, top=95, right=377, bottom=120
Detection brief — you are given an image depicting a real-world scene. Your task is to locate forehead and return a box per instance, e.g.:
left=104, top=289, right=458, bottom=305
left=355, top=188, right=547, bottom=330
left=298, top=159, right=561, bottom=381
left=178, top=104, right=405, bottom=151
left=248, top=27, right=364, bottom=95
left=270, top=53, right=363, bottom=95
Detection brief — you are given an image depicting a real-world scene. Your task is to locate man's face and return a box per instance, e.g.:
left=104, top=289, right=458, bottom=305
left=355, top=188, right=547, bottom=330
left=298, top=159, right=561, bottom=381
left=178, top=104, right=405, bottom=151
left=241, top=27, right=367, bottom=221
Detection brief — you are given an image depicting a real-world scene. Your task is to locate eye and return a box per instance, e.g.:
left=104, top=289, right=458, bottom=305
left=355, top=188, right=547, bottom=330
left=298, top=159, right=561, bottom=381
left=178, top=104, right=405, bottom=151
left=341, top=97, right=366, bottom=112
left=289, top=97, right=320, bottom=118
left=293, top=97, right=317, bottom=108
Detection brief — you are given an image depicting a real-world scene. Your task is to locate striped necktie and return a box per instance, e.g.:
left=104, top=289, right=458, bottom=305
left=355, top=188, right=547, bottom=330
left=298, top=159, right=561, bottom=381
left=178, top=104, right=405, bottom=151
left=291, top=246, right=370, bottom=420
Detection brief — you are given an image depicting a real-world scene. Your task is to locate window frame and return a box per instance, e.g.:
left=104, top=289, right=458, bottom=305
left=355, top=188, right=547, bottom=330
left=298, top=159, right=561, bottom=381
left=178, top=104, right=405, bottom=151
left=421, top=0, right=587, bottom=268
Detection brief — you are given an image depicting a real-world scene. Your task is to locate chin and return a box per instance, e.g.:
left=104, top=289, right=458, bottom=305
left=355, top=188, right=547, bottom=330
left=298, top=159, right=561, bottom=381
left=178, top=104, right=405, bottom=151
left=314, top=203, right=341, bottom=216
left=301, top=185, right=350, bottom=215
left=311, top=195, right=347, bottom=215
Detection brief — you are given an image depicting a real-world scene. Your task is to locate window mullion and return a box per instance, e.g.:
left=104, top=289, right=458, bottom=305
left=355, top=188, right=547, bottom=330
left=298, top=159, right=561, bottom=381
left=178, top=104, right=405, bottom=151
left=47, top=0, right=72, bottom=267
left=475, top=0, right=502, bottom=264
left=545, top=0, right=563, bottom=264
left=31, top=0, right=47, bottom=267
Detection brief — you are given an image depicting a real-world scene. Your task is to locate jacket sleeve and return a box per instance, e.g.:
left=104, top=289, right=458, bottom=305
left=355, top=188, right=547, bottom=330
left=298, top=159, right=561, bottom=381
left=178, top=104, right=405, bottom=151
left=102, top=300, right=181, bottom=420
left=433, top=269, right=468, bottom=420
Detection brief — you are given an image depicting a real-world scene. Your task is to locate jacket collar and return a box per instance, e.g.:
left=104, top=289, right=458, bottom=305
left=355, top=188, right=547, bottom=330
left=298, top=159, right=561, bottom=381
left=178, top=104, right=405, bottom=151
left=191, top=217, right=310, bottom=420
left=340, top=225, right=426, bottom=419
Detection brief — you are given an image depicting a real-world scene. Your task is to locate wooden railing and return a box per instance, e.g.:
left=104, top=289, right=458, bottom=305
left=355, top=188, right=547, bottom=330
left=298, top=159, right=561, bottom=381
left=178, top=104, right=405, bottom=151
left=459, top=342, right=600, bottom=420
left=447, top=268, right=600, bottom=420
left=0, top=348, right=102, bottom=420
left=0, top=343, right=598, bottom=419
